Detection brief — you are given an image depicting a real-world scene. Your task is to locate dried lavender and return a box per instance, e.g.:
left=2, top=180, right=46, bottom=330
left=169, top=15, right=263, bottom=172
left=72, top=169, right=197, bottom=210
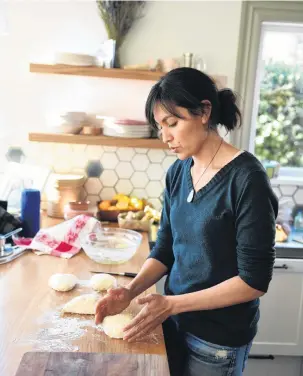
left=96, top=1, right=146, bottom=67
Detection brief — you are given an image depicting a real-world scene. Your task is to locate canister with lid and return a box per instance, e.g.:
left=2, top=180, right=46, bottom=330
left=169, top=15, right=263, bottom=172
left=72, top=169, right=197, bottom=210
left=46, top=174, right=85, bottom=218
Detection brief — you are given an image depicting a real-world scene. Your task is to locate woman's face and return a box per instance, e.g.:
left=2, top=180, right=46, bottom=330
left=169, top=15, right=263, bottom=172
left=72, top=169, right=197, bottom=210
left=153, top=103, right=210, bottom=160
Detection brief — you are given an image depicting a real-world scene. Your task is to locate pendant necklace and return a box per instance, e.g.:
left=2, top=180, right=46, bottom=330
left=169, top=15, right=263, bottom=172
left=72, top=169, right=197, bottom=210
left=187, top=137, right=223, bottom=203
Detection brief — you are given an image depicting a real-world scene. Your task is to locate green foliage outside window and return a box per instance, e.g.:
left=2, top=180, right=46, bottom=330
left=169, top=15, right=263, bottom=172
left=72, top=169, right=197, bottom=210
left=255, top=62, right=303, bottom=167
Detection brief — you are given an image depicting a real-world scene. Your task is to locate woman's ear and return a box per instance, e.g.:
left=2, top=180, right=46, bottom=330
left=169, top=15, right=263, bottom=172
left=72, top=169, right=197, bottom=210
left=201, top=100, right=212, bottom=124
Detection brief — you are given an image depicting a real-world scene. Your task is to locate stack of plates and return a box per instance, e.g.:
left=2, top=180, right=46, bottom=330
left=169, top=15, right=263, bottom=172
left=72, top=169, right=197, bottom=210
left=103, top=118, right=151, bottom=139
left=54, top=52, right=95, bottom=66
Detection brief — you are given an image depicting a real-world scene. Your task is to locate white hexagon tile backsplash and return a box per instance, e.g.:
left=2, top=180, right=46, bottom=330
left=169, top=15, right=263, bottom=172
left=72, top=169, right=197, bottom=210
left=6, top=142, right=303, bottom=213
left=77, top=146, right=177, bottom=209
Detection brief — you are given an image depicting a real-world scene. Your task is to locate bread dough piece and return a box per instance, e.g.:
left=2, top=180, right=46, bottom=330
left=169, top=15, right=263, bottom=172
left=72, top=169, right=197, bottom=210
left=90, top=273, right=117, bottom=292
left=62, top=294, right=99, bottom=314
left=102, top=313, right=133, bottom=339
left=48, top=273, right=77, bottom=292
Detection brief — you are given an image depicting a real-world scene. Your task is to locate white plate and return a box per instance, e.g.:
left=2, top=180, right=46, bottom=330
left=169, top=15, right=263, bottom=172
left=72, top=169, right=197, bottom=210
left=104, top=126, right=151, bottom=133
left=103, top=127, right=150, bottom=134
left=103, top=128, right=151, bottom=138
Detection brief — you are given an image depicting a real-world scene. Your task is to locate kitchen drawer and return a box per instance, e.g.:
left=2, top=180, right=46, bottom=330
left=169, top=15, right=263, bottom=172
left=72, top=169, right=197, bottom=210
left=273, top=258, right=303, bottom=273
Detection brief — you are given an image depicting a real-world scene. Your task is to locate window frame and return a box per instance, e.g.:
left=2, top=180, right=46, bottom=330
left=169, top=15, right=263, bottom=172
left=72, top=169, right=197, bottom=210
left=231, top=1, right=303, bottom=178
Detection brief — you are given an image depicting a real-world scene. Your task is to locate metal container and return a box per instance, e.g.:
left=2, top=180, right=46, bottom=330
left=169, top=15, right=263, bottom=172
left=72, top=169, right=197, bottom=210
left=183, top=53, right=193, bottom=68
left=0, top=227, right=23, bottom=257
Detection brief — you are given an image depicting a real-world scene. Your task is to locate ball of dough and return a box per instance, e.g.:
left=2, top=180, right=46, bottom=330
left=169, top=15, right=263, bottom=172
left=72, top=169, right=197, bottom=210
left=62, top=293, right=99, bottom=314
left=90, top=273, right=117, bottom=292
left=48, top=273, right=77, bottom=292
left=102, top=313, right=133, bottom=339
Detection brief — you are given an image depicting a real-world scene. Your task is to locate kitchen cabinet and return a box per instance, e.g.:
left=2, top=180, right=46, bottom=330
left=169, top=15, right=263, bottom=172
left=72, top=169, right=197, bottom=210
left=250, top=258, right=303, bottom=357
left=244, top=356, right=302, bottom=376
left=157, top=257, right=303, bottom=357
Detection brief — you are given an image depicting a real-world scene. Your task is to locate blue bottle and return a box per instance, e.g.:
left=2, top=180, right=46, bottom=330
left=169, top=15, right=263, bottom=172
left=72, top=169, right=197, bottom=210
left=20, top=189, right=41, bottom=238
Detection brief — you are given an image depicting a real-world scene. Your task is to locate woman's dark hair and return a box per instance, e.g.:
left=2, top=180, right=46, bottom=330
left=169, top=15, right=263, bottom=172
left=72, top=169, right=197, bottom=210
left=145, top=67, right=242, bottom=132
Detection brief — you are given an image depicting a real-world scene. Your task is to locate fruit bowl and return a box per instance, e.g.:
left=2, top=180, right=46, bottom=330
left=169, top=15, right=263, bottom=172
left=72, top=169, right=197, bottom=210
left=81, top=227, right=142, bottom=264
left=96, top=200, right=141, bottom=222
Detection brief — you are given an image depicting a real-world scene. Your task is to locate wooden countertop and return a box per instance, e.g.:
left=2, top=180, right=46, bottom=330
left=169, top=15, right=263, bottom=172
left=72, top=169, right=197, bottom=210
left=0, top=215, right=168, bottom=376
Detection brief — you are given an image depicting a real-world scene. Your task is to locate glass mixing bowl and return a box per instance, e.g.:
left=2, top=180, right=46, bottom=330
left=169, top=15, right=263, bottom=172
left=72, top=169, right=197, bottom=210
left=81, top=227, right=143, bottom=264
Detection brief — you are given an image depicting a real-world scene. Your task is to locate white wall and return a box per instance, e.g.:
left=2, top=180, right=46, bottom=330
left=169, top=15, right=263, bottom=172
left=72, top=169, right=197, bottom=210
left=122, top=0, right=242, bottom=86
left=0, top=0, right=242, bottom=153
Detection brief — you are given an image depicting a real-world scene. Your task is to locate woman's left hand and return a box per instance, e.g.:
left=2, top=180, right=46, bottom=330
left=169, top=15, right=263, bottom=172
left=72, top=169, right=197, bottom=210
left=123, top=293, right=174, bottom=343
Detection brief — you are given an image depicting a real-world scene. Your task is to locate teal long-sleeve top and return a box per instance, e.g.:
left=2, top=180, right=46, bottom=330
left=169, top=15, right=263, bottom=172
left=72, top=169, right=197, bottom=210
left=149, top=151, right=278, bottom=347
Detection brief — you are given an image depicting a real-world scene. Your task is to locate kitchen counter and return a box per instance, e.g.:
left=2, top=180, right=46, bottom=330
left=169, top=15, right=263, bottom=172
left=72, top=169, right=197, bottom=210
left=0, top=215, right=168, bottom=376
left=275, top=231, right=303, bottom=259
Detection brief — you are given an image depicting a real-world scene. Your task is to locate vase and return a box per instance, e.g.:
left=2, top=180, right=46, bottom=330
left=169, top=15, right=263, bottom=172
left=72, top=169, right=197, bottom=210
left=114, top=46, right=121, bottom=68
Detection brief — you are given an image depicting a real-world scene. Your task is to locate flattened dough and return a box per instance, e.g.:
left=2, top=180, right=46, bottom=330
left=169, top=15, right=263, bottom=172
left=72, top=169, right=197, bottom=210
left=48, top=273, right=77, bottom=292
left=102, top=313, right=133, bottom=339
left=62, top=293, right=99, bottom=314
left=90, top=273, right=117, bottom=292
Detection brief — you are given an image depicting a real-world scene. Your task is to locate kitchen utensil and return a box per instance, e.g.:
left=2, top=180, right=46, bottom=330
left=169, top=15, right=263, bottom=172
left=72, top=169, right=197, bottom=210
left=0, top=246, right=29, bottom=265
left=0, top=227, right=23, bottom=257
left=90, top=270, right=137, bottom=278
left=81, top=227, right=142, bottom=264
left=15, top=352, right=169, bottom=376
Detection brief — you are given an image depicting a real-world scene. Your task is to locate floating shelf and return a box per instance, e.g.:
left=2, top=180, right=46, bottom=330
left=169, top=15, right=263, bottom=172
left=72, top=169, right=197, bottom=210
left=30, top=63, right=164, bottom=81
left=28, top=132, right=168, bottom=149
left=29, top=63, right=227, bottom=85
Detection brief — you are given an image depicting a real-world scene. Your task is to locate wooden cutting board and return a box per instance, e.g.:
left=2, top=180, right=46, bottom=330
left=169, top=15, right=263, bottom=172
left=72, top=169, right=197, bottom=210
left=15, top=352, right=170, bottom=376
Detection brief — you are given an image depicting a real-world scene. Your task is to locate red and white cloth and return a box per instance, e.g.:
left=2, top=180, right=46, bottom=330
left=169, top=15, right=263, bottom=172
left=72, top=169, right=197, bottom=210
left=26, top=215, right=100, bottom=258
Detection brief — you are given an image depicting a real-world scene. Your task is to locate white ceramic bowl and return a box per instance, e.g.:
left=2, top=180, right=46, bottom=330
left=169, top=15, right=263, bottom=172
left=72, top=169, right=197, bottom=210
left=81, top=227, right=142, bottom=264
left=52, top=124, right=83, bottom=134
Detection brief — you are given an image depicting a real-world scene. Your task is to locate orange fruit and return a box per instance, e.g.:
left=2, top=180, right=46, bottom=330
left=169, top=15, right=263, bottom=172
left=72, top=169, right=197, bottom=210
left=99, top=200, right=111, bottom=210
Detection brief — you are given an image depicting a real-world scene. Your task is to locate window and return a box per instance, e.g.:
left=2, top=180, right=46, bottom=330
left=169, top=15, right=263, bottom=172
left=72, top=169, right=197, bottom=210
left=252, top=23, right=303, bottom=169
left=233, top=1, right=303, bottom=178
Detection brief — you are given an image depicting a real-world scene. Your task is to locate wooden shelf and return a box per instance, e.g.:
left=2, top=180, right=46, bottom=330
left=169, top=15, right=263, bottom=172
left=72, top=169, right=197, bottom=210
left=28, top=132, right=168, bottom=149
left=29, top=63, right=227, bottom=85
left=30, top=63, right=164, bottom=81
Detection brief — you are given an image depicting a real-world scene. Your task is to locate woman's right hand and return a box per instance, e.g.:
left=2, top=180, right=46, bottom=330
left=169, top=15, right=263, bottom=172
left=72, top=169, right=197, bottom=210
left=95, top=286, right=133, bottom=325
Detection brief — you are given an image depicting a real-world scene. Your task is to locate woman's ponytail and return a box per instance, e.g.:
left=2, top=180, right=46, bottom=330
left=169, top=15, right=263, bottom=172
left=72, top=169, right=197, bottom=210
left=218, top=89, right=242, bottom=131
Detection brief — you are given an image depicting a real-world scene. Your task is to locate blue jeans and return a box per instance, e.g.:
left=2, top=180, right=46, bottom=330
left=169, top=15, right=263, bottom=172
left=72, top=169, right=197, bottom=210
left=163, top=318, right=253, bottom=376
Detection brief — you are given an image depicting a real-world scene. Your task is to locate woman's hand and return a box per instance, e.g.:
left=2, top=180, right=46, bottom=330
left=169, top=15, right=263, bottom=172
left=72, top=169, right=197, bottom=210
left=123, top=293, right=174, bottom=343
left=95, top=286, right=132, bottom=325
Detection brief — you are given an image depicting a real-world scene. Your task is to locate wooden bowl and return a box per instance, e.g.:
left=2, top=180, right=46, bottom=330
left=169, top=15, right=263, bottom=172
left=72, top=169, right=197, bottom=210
left=82, top=126, right=102, bottom=135
left=96, top=200, right=140, bottom=222
left=69, top=201, right=90, bottom=211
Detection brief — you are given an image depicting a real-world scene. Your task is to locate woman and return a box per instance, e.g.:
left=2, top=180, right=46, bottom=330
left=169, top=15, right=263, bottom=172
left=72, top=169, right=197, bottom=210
left=95, top=67, right=278, bottom=376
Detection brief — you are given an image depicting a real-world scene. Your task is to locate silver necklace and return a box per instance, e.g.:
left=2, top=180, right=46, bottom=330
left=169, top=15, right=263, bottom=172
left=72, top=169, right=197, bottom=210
left=187, top=137, right=223, bottom=203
